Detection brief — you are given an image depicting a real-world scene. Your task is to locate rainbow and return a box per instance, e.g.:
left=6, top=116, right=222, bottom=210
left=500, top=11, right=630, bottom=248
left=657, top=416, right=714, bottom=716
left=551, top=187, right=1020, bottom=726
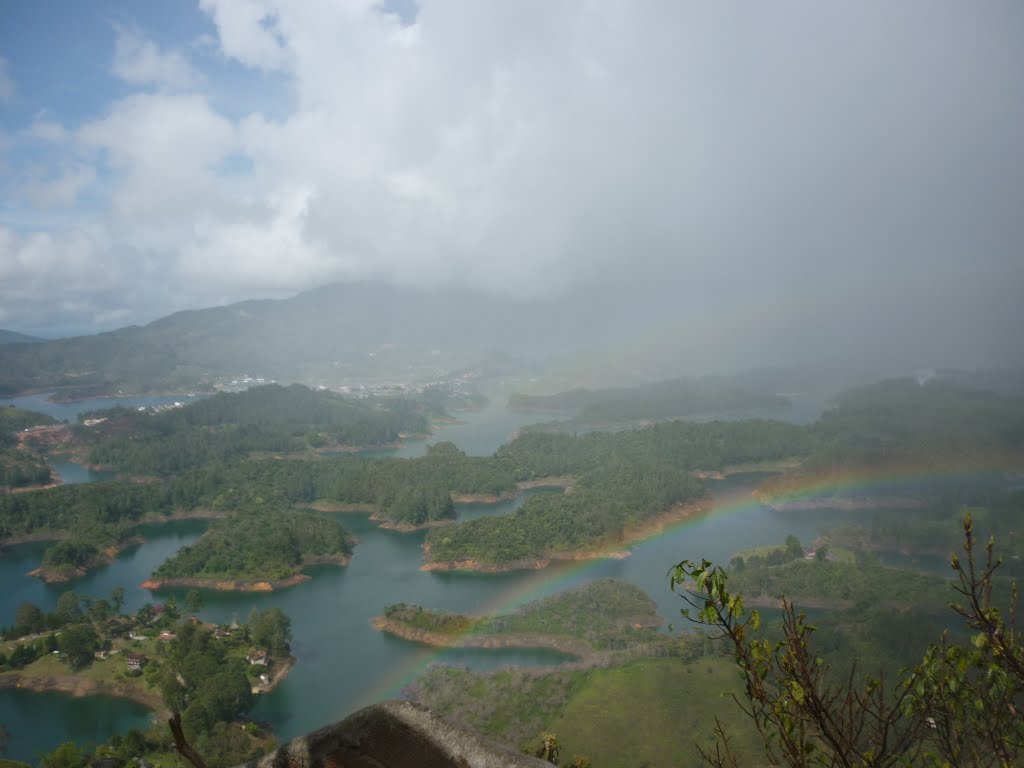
left=354, top=458, right=1020, bottom=707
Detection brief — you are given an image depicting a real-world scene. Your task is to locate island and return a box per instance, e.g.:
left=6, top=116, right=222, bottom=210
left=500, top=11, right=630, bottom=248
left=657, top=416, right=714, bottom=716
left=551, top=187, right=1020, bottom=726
left=373, top=579, right=667, bottom=663
left=142, top=509, right=355, bottom=591
left=420, top=418, right=807, bottom=571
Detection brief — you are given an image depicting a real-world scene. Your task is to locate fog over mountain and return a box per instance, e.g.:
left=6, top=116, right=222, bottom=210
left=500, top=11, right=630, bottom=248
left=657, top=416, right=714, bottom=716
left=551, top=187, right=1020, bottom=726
left=1, top=1, right=1022, bottom=371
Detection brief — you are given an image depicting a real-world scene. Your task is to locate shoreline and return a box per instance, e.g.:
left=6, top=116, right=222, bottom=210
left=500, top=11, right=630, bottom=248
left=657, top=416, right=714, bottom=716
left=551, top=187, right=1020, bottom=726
left=0, top=670, right=167, bottom=715
left=370, top=617, right=592, bottom=659
left=27, top=536, right=145, bottom=584
left=141, top=574, right=312, bottom=592
left=371, top=514, right=455, bottom=533
left=141, top=553, right=351, bottom=592
left=420, top=498, right=709, bottom=573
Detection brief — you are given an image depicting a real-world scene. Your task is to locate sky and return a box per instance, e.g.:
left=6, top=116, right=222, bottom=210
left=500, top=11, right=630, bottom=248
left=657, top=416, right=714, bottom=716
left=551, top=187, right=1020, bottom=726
left=0, top=1, right=1022, bottom=369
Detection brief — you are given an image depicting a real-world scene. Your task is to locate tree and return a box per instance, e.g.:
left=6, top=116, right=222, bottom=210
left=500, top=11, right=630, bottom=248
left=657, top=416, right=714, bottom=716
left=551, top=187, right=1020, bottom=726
left=670, top=513, right=1024, bottom=767
left=110, top=586, right=125, bottom=615
left=15, top=601, right=44, bottom=634
left=248, top=608, right=291, bottom=657
left=58, top=623, right=99, bottom=671
left=55, top=591, right=82, bottom=624
left=185, top=589, right=204, bottom=614
left=39, top=742, right=87, bottom=768
left=785, top=534, right=803, bottom=560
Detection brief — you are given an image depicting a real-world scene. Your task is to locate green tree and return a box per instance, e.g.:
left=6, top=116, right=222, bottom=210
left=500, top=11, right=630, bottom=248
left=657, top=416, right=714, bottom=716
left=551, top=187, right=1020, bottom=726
left=39, top=742, right=87, bottom=768
left=671, top=513, right=1024, bottom=767
left=248, top=608, right=291, bottom=657
left=185, top=589, right=204, bottom=614
left=785, top=534, right=803, bottom=560
left=55, top=591, right=82, bottom=625
left=14, top=602, right=44, bottom=634
left=110, top=586, right=125, bottom=614
left=57, top=623, right=99, bottom=671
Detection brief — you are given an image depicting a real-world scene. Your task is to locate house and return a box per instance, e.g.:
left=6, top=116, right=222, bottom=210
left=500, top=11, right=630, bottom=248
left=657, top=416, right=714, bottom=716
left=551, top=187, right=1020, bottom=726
left=247, top=649, right=269, bottom=666
left=126, top=652, right=148, bottom=671
left=158, top=630, right=177, bottom=641
left=213, top=627, right=232, bottom=639
left=128, top=630, right=148, bottom=641
left=94, top=649, right=108, bottom=660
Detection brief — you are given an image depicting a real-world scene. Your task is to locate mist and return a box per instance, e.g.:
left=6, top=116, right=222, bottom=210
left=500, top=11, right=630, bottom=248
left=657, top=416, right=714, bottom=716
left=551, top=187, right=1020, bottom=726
left=1, top=0, right=1022, bottom=375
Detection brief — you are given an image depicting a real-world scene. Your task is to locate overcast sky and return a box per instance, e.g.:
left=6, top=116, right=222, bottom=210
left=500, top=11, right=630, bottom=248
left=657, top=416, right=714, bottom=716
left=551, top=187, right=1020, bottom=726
left=0, top=1, right=1022, bottom=369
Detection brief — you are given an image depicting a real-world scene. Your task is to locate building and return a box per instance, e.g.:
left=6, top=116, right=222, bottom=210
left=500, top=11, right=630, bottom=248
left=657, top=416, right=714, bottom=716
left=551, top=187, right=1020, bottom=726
left=247, top=649, right=269, bottom=666
left=125, top=652, right=148, bottom=671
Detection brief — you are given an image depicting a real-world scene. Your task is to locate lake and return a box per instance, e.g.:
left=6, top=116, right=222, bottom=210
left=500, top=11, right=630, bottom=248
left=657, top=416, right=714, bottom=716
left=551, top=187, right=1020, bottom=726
left=0, top=390, right=829, bottom=762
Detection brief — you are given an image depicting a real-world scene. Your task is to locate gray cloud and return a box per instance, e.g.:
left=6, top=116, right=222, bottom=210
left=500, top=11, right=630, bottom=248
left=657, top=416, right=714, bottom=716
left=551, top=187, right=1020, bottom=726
left=0, top=0, right=1022, bottom=369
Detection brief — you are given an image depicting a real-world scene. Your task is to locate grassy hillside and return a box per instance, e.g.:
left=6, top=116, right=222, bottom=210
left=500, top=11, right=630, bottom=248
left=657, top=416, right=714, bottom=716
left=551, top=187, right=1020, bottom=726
left=408, top=657, right=764, bottom=767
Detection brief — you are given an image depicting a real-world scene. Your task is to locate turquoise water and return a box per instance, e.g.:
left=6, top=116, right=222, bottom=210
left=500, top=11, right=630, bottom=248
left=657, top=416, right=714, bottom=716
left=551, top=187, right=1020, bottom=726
left=0, top=690, right=152, bottom=763
left=0, top=393, right=832, bottom=762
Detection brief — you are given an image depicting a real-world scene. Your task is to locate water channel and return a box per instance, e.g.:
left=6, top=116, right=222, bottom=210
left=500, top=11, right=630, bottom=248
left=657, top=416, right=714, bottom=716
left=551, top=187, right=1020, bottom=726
left=1, top=390, right=834, bottom=761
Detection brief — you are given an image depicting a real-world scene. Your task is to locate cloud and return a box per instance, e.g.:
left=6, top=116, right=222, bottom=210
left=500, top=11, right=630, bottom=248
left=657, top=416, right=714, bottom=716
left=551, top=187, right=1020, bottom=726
left=0, top=57, right=14, bottom=104
left=198, top=0, right=293, bottom=72
left=111, top=28, right=202, bottom=90
left=0, top=0, right=1021, bottom=367
left=25, top=163, right=97, bottom=209
left=27, top=117, right=68, bottom=143
left=79, top=92, right=235, bottom=226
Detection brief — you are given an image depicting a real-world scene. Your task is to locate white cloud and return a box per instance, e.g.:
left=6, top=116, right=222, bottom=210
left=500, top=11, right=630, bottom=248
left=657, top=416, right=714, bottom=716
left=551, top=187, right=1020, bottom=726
left=79, top=92, right=235, bottom=225
left=198, top=0, right=293, bottom=72
left=0, top=57, right=14, bottom=104
left=2, top=0, right=1022, bottom=360
left=111, top=28, right=202, bottom=90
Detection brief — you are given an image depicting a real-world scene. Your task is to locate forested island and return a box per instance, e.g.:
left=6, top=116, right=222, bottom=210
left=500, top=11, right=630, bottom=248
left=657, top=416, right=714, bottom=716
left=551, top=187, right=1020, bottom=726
left=421, top=419, right=808, bottom=569
left=144, top=510, right=354, bottom=590
left=374, top=579, right=665, bottom=660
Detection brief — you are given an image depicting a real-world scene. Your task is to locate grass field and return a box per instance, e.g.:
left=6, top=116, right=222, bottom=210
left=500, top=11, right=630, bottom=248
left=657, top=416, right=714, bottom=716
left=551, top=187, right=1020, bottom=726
left=542, top=657, right=763, bottom=767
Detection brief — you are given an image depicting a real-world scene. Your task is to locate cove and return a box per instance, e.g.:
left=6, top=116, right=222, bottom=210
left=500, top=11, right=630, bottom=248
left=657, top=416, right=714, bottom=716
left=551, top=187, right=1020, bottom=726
left=0, top=688, right=152, bottom=763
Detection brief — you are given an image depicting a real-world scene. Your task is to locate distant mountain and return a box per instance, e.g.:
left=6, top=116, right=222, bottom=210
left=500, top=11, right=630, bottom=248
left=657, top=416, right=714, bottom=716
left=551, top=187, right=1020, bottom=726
left=0, top=283, right=623, bottom=398
left=0, top=329, right=43, bottom=345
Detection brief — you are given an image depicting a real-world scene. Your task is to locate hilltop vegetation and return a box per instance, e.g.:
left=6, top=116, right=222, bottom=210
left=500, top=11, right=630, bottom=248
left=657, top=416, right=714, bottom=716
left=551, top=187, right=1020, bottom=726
left=0, top=282, right=614, bottom=399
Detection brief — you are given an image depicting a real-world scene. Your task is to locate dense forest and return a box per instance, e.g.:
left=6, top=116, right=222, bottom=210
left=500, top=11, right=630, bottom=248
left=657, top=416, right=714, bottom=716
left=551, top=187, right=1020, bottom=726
left=81, top=384, right=434, bottom=475
left=3, top=378, right=1022, bottom=581
left=0, top=406, right=57, bottom=490
left=425, top=419, right=809, bottom=566
left=151, top=509, right=353, bottom=582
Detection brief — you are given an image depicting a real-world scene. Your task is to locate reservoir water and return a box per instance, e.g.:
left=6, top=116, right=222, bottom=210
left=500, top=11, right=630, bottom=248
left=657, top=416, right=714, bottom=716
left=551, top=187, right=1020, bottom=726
left=0, top=390, right=829, bottom=762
